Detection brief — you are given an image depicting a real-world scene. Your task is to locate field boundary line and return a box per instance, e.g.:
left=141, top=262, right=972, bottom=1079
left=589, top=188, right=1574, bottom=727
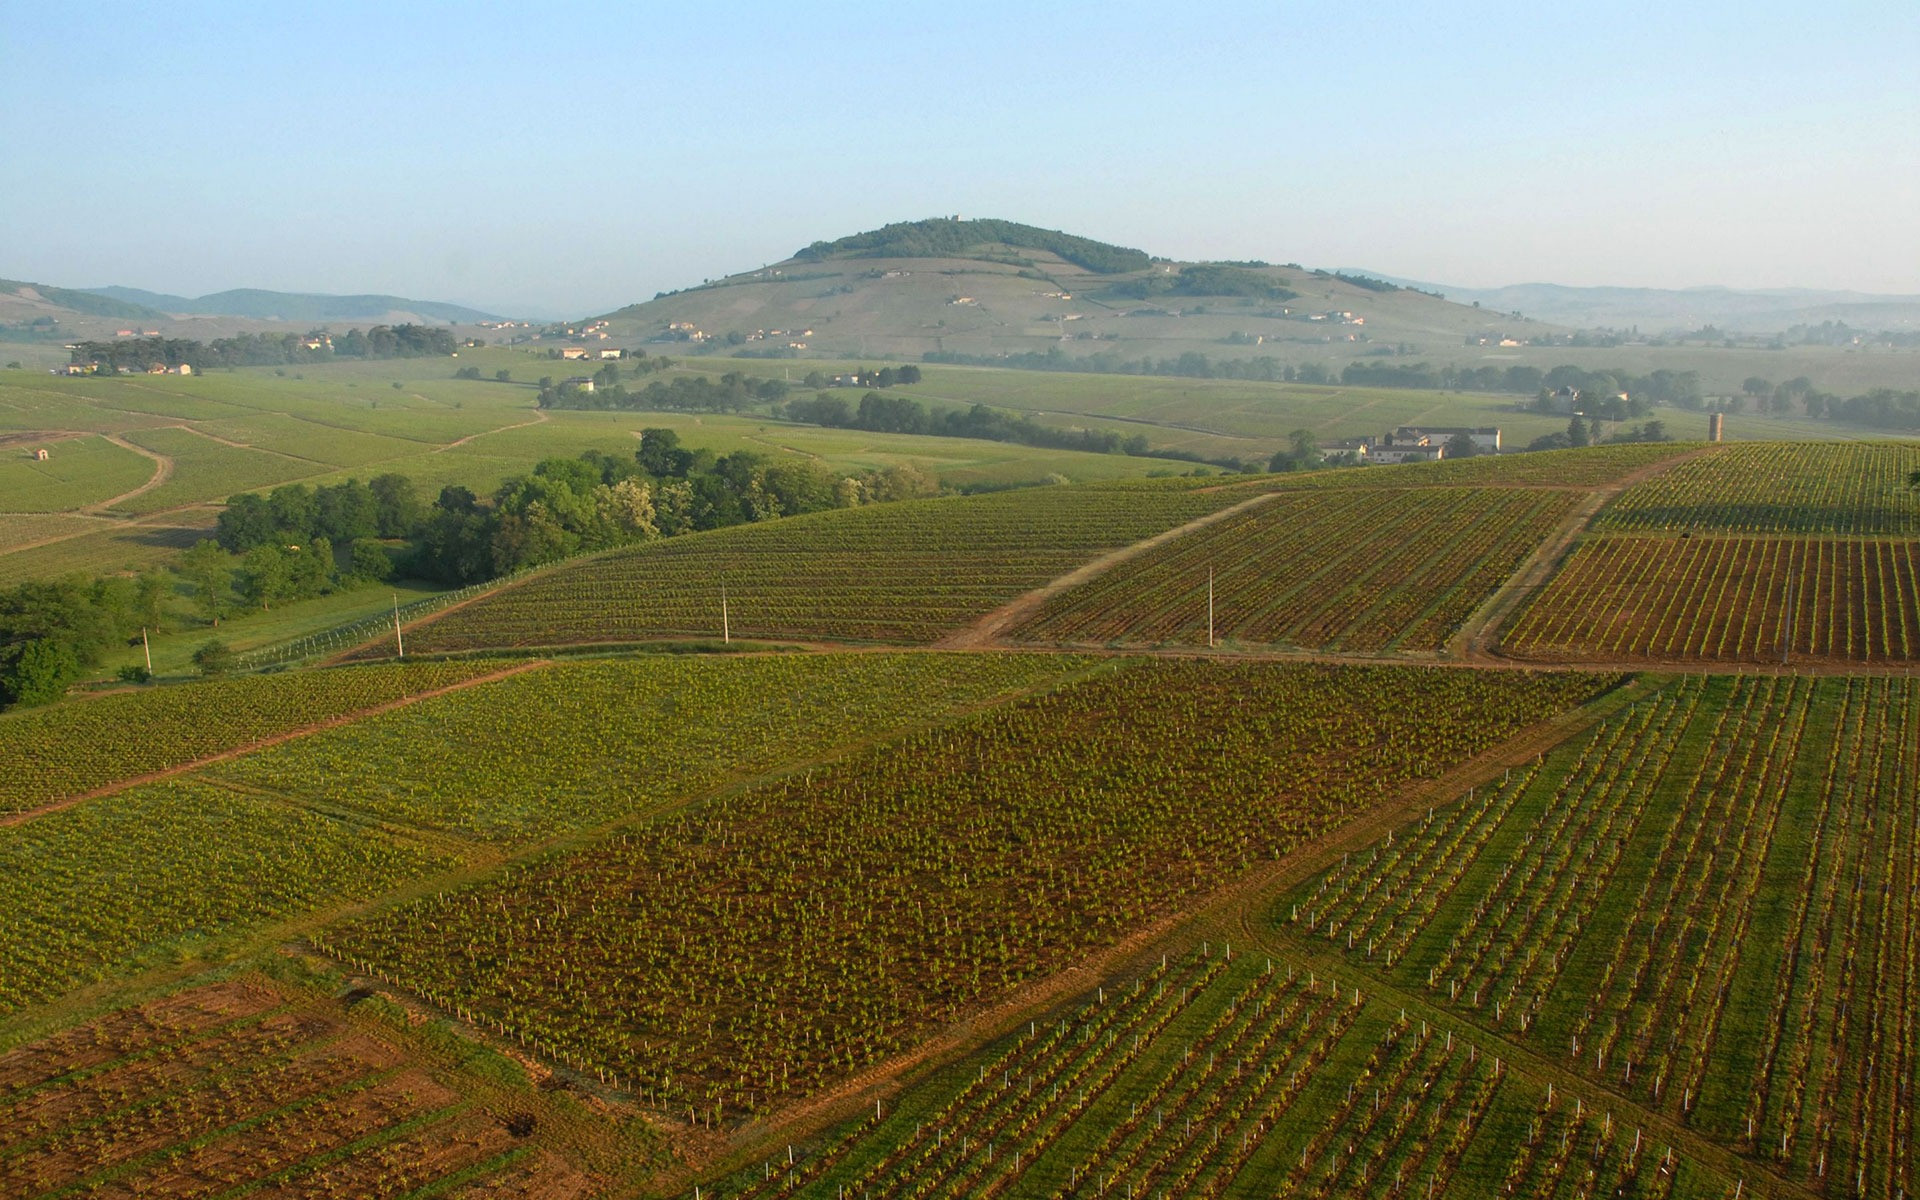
left=0, top=659, right=550, bottom=829
left=933, top=490, right=1282, bottom=649
left=1453, top=445, right=1718, bottom=661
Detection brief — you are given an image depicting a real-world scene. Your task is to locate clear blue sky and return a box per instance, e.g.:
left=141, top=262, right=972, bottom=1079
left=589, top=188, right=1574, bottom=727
left=4, top=0, right=1915, bottom=317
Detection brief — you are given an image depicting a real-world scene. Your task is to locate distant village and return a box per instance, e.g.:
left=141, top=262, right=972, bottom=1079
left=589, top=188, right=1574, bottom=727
left=1319, top=426, right=1502, bottom=463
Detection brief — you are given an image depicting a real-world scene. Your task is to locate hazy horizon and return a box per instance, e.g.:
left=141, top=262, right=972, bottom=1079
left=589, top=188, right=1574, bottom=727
left=4, top=1, right=1915, bottom=317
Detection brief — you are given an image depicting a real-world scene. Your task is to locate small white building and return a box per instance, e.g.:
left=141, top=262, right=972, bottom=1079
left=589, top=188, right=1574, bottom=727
left=1394, top=426, right=1501, bottom=453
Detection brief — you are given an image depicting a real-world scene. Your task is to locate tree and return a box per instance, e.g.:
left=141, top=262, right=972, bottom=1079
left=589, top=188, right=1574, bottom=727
left=240, top=544, right=296, bottom=611
left=369, top=473, right=424, bottom=537
left=178, top=540, right=234, bottom=625
left=1567, top=415, right=1591, bottom=448
left=192, top=640, right=238, bottom=677
left=1268, top=429, right=1319, bottom=472
left=216, top=492, right=277, bottom=552
left=1444, top=432, right=1479, bottom=458
left=593, top=478, right=659, bottom=541
left=1908, top=467, right=1920, bottom=491
left=0, top=638, right=82, bottom=708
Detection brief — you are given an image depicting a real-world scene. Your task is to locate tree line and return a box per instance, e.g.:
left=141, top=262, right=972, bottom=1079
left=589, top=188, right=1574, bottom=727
left=0, top=431, right=950, bottom=709
left=777, top=391, right=1248, bottom=470
left=67, top=325, right=458, bottom=372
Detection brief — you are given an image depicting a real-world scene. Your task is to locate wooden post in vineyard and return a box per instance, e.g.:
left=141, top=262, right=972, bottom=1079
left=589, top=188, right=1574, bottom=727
left=392, top=594, right=405, bottom=658
left=1208, top=567, right=1215, bottom=648
left=1779, top=578, right=1794, bottom=664
left=141, top=627, right=152, bottom=674
left=721, top=582, right=730, bottom=645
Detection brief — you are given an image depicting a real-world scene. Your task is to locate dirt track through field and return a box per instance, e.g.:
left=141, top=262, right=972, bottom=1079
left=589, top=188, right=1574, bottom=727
left=933, top=490, right=1283, bottom=649
left=1450, top=445, right=1716, bottom=660
left=0, top=659, right=550, bottom=829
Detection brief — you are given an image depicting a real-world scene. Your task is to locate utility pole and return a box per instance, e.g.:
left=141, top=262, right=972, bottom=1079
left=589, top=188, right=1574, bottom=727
left=392, top=594, right=405, bottom=658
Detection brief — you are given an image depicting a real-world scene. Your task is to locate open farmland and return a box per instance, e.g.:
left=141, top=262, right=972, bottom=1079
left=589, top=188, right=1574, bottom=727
left=1273, top=674, right=1920, bottom=1198
left=1012, top=487, right=1579, bottom=652
left=0, top=659, right=511, bottom=817
left=726, top=948, right=1742, bottom=1200
left=1500, top=534, right=1920, bottom=664
left=399, top=484, right=1254, bottom=651
left=315, top=660, right=1610, bottom=1122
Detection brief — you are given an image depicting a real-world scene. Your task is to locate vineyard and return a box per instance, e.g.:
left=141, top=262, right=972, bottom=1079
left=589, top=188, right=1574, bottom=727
left=1276, top=674, right=1920, bottom=1197
left=0, top=660, right=507, bottom=815
left=1012, top=487, right=1578, bottom=651
left=1275, top=442, right=1697, bottom=490
left=314, top=661, right=1609, bottom=1122
left=1500, top=534, right=1920, bottom=663
left=712, top=946, right=1741, bottom=1199
left=397, top=485, right=1255, bottom=652
left=0, top=978, right=598, bottom=1198
left=209, top=653, right=1089, bottom=843
left=0, top=780, right=459, bottom=1015
left=1593, top=441, right=1920, bottom=535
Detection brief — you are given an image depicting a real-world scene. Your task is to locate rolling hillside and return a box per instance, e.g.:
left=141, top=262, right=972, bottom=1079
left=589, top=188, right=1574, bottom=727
left=592, top=217, right=1555, bottom=365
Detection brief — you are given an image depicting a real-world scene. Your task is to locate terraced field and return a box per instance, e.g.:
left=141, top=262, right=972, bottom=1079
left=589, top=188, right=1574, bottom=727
left=399, top=485, right=1255, bottom=651
left=1013, top=487, right=1577, bottom=651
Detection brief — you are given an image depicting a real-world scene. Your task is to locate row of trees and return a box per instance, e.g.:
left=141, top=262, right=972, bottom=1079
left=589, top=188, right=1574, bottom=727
left=67, top=325, right=457, bottom=372
left=776, top=391, right=1246, bottom=470
left=540, top=371, right=790, bottom=413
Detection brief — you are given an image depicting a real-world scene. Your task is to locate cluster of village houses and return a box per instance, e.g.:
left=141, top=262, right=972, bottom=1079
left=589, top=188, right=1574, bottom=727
left=1320, top=426, right=1502, bottom=463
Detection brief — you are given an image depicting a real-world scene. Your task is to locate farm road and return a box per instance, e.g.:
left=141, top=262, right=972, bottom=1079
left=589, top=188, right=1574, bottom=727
left=934, top=490, right=1282, bottom=649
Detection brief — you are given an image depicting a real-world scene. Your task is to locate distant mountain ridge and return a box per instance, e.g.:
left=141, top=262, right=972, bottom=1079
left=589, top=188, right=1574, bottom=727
left=80, top=286, right=499, bottom=324
left=0, top=278, right=169, bottom=320
left=1353, top=273, right=1920, bottom=333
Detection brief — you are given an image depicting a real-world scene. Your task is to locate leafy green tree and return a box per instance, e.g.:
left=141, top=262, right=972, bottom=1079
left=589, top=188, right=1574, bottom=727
left=240, top=544, right=295, bottom=611
left=177, top=540, right=234, bottom=626
left=192, top=640, right=237, bottom=677
left=369, top=473, right=424, bottom=537
left=0, top=638, right=82, bottom=708
left=1445, top=432, right=1479, bottom=458
left=1567, top=415, right=1591, bottom=448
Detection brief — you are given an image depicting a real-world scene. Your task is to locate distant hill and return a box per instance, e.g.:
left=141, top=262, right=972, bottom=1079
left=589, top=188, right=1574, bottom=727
left=794, top=217, right=1152, bottom=275
left=80, top=286, right=499, bottom=324
left=0, top=279, right=168, bottom=320
left=593, top=218, right=1531, bottom=364
left=1357, top=274, right=1920, bottom=333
